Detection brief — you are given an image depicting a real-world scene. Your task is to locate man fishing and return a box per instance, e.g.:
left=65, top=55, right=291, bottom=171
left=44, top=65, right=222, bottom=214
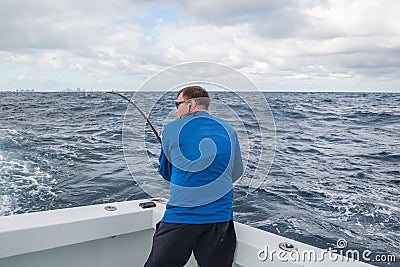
left=145, top=86, right=244, bottom=267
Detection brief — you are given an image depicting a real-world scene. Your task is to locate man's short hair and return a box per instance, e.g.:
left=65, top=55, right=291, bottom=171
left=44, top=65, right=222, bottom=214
left=178, top=86, right=210, bottom=109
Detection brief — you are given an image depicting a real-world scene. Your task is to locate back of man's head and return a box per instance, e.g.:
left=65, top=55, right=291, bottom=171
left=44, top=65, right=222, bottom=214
left=178, top=86, right=210, bottom=109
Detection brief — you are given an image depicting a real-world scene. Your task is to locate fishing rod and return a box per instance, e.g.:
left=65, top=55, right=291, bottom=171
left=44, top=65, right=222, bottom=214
left=106, top=91, right=162, bottom=144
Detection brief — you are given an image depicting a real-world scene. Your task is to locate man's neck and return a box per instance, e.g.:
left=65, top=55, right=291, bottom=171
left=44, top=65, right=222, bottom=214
left=193, top=108, right=207, bottom=113
left=189, top=107, right=207, bottom=115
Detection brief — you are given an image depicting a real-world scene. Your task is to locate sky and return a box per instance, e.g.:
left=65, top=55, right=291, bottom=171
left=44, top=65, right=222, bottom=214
left=0, top=0, right=399, bottom=92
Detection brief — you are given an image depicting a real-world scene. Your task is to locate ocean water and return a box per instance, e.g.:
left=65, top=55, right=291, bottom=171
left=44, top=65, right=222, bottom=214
left=0, top=91, right=399, bottom=266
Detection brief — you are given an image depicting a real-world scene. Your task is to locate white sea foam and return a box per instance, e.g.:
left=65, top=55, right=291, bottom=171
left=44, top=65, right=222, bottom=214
left=0, top=154, right=53, bottom=215
left=0, top=129, right=22, bottom=147
left=0, top=195, right=15, bottom=216
left=0, top=128, right=19, bottom=135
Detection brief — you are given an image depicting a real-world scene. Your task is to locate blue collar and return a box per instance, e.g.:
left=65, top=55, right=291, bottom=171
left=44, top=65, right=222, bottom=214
left=192, top=111, right=209, bottom=116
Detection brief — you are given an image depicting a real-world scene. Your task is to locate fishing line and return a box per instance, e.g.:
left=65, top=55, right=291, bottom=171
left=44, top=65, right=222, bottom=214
left=48, top=91, right=161, bottom=210
left=48, top=92, right=107, bottom=210
left=106, top=91, right=161, bottom=144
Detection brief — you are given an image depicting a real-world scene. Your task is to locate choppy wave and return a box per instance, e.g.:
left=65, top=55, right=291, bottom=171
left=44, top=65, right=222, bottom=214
left=0, top=91, right=399, bottom=266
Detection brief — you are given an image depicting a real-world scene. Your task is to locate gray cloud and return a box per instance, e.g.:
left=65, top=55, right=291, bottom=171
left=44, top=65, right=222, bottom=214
left=0, top=0, right=399, bottom=91
left=0, top=0, right=148, bottom=52
left=163, top=0, right=328, bottom=38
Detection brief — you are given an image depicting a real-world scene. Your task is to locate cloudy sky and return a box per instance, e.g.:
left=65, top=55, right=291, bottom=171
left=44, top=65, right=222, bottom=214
left=1, top=0, right=399, bottom=92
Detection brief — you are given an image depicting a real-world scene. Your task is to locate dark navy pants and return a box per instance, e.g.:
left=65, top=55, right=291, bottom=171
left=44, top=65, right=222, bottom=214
left=144, top=220, right=236, bottom=267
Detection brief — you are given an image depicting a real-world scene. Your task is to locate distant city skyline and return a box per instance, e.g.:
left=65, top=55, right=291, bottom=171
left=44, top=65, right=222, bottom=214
left=1, top=1, right=399, bottom=92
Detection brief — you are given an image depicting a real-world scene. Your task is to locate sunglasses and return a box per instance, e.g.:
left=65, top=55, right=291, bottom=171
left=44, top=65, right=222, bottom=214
left=175, top=100, right=190, bottom=108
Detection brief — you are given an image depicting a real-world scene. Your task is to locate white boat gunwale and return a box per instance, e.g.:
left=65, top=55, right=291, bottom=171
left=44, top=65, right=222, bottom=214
left=0, top=199, right=376, bottom=267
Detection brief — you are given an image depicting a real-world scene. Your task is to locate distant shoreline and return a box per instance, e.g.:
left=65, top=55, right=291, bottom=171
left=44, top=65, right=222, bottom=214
left=1, top=90, right=400, bottom=94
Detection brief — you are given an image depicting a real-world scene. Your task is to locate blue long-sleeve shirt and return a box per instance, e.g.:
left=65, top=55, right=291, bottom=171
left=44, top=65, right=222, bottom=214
left=158, top=111, right=243, bottom=224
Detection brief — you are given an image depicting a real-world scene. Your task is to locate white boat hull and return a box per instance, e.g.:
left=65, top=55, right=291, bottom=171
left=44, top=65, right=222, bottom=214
left=0, top=199, right=375, bottom=267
